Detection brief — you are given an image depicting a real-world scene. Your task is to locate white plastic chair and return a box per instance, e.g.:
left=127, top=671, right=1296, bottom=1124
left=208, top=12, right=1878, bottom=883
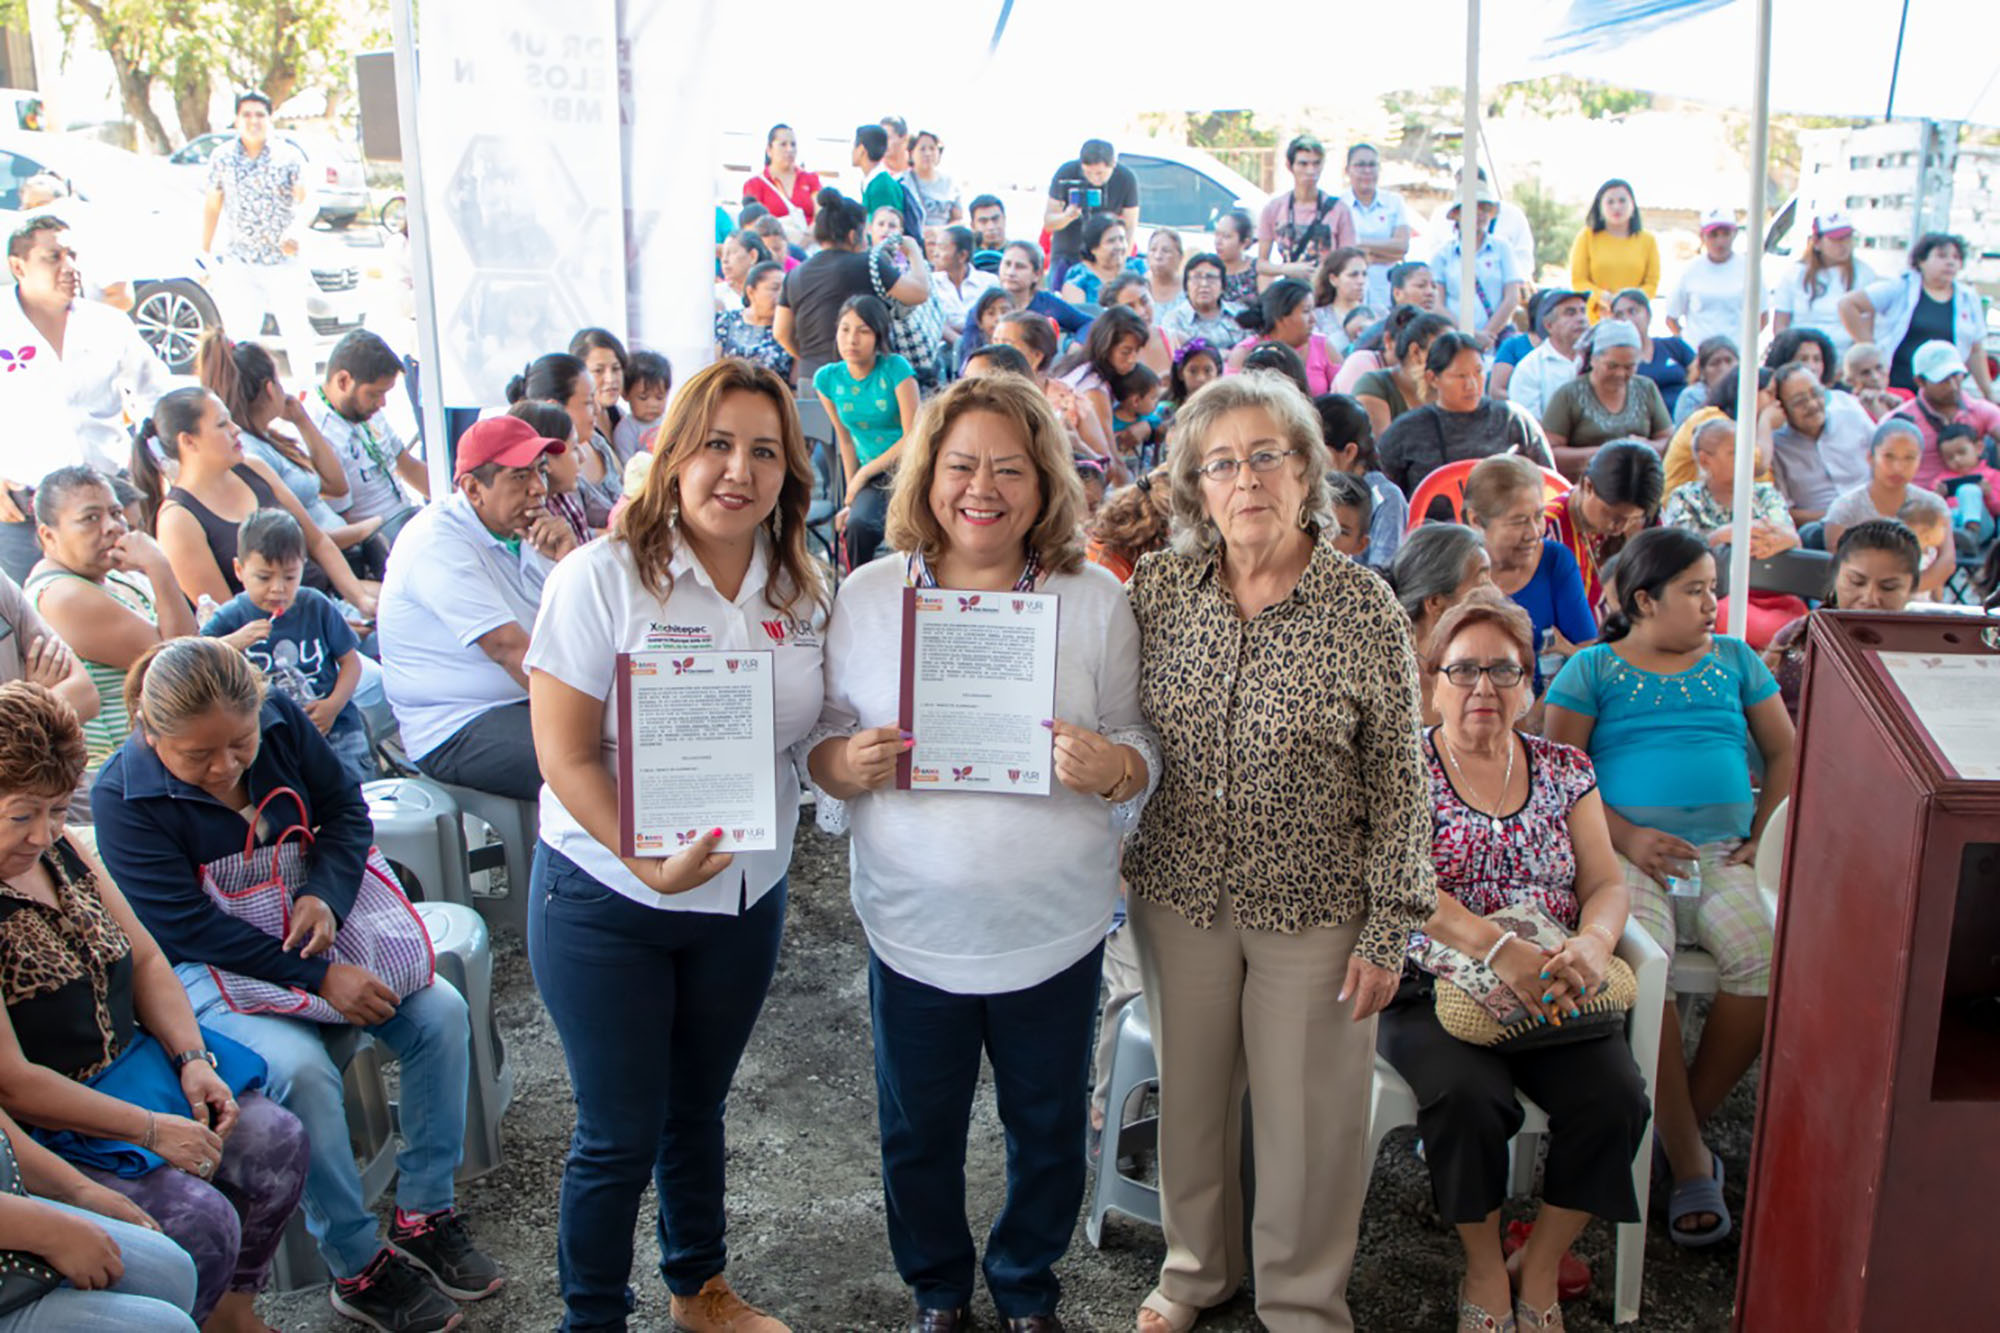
left=1366, top=918, right=1669, bottom=1326
left=1754, top=796, right=1788, bottom=929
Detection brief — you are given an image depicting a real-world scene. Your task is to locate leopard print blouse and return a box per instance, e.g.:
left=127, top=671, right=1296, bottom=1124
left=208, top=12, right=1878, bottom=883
left=1122, top=535, right=1438, bottom=969
left=0, top=839, right=136, bottom=1080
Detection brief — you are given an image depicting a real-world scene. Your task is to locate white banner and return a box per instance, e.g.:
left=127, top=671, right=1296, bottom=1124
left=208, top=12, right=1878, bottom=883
left=415, top=0, right=625, bottom=409
left=618, top=0, right=721, bottom=394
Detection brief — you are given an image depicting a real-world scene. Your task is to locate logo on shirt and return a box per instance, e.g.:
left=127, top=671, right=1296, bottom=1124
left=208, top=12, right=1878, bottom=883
left=0, top=345, right=36, bottom=372
left=646, top=622, right=714, bottom=650
left=759, top=617, right=820, bottom=647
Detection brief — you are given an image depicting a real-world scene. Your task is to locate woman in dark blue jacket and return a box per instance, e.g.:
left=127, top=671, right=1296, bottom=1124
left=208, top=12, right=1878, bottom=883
left=92, top=638, right=502, bottom=1333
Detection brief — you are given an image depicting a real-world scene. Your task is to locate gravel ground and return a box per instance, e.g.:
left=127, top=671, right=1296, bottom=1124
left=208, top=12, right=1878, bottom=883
left=258, top=825, right=1747, bottom=1332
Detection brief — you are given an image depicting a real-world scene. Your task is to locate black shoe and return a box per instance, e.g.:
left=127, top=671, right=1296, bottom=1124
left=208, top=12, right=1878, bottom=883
left=331, top=1249, right=465, bottom=1332
left=910, top=1306, right=970, bottom=1333
left=388, top=1207, right=507, bottom=1301
left=1006, top=1318, right=1066, bottom=1333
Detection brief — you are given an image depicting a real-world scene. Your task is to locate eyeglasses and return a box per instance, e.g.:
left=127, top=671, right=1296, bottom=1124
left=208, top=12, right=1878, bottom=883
left=1197, top=449, right=1297, bottom=482
left=1439, top=661, right=1527, bottom=688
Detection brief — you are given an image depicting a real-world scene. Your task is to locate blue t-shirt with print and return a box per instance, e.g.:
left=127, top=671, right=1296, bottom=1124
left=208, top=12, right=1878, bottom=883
left=1546, top=635, right=1778, bottom=845
left=814, top=354, right=915, bottom=466
left=203, top=586, right=359, bottom=708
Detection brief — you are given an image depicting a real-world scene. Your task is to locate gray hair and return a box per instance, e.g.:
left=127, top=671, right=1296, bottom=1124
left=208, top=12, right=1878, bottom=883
left=1388, top=523, right=1485, bottom=621
left=1164, top=372, right=1334, bottom=556
left=1692, top=416, right=1737, bottom=454
left=1841, top=340, right=1883, bottom=375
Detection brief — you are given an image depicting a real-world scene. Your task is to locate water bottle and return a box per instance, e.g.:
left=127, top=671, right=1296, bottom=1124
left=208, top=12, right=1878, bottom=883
left=1666, top=854, right=1703, bottom=942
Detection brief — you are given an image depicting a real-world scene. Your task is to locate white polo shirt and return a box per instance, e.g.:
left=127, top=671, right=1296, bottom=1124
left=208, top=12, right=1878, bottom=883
left=378, top=492, right=553, bottom=759
left=1667, top=252, right=1749, bottom=348
left=1509, top=339, right=1580, bottom=420
left=525, top=532, right=826, bottom=914
left=1345, top=189, right=1410, bottom=312
left=0, top=290, right=173, bottom=480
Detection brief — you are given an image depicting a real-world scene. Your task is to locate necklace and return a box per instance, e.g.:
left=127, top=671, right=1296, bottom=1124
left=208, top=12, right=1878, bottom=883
left=1442, top=731, right=1516, bottom=834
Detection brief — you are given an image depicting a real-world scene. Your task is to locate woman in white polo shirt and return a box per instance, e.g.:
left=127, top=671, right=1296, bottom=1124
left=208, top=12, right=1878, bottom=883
left=523, top=358, right=824, bottom=1333
left=806, top=374, right=1158, bottom=1333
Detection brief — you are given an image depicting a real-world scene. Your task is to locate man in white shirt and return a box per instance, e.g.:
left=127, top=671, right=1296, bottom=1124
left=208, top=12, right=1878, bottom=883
left=0, top=216, right=173, bottom=581
left=1508, top=289, right=1588, bottom=420
left=379, top=415, right=576, bottom=801
left=1667, top=208, right=1756, bottom=348
left=303, top=330, right=430, bottom=526
left=928, top=226, right=999, bottom=343
left=1761, top=362, right=1874, bottom=524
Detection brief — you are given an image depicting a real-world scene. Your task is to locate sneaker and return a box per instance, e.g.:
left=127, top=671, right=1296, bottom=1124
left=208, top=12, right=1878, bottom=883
left=330, top=1249, right=464, bottom=1333
left=388, top=1208, right=507, bottom=1301
left=669, top=1275, right=791, bottom=1332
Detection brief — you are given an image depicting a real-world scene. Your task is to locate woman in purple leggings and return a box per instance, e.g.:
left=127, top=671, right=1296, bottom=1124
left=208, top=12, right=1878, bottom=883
left=0, top=681, right=307, bottom=1332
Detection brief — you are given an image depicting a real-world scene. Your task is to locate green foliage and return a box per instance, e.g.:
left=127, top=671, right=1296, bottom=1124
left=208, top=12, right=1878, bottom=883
left=1512, top=180, right=1580, bottom=281
left=1490, top=76, right=1653, bottom=121
left=0, top=0, right=385, bottom=150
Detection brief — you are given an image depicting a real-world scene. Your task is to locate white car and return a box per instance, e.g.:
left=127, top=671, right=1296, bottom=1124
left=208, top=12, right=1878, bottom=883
left=0, top=131, right=366, bottom=374
left=170, top=129, right=373, bottom=230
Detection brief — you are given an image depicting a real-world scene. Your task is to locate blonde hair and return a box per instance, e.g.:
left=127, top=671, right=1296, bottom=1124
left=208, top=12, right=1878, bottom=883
left=1163, top=372, right=1333, bottom=556
left=1425, top=586, right=1535, bottom=673
left=613, top=358, right=824, bottom=617
left=884, top=375, right=1087, bottom=575
left=1463, top=453, right=1545, bottom=525
left=123, top=638, right=266, bottom=737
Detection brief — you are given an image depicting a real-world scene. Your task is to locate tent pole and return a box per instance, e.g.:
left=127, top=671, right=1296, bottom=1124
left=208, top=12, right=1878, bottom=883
left=389, top=0, right=452, bottom=500
left=1458, top=0, right=1481, bottom=335
left=1727, top=0, right=1773, bottom=638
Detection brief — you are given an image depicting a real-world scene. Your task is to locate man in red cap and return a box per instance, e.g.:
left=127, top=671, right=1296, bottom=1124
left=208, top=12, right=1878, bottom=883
left=376, top=415, right=575, bottom=802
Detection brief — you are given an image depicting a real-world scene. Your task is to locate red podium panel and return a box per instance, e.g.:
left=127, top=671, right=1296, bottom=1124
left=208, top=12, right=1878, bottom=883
left=1736, top=611, right=2000, bottom=1331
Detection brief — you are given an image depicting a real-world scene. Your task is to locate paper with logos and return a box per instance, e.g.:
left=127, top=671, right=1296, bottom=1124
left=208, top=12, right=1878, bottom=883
left=897, top=588, right=1059, bottom=795
left=615, top=650, right=778, bottom=856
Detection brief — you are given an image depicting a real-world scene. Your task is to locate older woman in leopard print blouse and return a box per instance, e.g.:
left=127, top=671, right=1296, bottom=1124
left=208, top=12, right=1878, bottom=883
left=0, top=681, right=306, bottom=1329
left=1122, top=373, right=1436, bottom=1333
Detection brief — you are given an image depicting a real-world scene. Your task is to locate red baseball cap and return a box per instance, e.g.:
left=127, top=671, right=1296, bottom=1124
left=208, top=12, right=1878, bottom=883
left=453, top=415, right=566, bottom=480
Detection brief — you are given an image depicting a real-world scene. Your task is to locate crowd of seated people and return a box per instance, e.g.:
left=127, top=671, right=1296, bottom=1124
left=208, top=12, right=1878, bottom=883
left=4, top=121, right=1998, bottom=1333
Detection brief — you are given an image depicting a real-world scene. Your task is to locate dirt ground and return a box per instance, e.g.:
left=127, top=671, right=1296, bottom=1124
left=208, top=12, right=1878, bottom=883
left=259, top=824, right=1748, bottom=1332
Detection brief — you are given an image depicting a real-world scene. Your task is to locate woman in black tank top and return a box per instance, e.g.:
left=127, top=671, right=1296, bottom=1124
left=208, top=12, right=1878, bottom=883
left=131, top=387, right=383, bottom=616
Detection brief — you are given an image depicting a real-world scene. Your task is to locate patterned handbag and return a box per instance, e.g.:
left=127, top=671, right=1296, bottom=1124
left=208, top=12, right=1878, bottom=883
left=200, top=787, right=435, bottom=1024
left=1423, top=902, right=1635, bottom=1052
left=870, top=240, right=948, bottom=390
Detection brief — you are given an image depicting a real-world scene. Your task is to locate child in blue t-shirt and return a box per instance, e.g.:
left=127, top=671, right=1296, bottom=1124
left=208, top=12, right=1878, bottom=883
left=1110, top=364, right=1168, bottom=473
left=202, top=510, right=370, bottom=783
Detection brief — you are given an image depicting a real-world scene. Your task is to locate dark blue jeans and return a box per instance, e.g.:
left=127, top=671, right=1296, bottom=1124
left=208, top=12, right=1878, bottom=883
left=869, top=944, right=1103, bottom=1320
left=528, top=842, right=787, bottom=1332
left=845, top=472, right=891, bottom=570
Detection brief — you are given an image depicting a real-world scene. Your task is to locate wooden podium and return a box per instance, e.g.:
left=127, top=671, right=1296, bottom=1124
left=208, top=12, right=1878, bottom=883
left=1736, top=611, right=2000, bottom=1331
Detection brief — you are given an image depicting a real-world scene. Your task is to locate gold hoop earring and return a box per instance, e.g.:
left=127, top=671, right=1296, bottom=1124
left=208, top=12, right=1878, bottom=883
left=1298, top=504, right=1313, bottom=532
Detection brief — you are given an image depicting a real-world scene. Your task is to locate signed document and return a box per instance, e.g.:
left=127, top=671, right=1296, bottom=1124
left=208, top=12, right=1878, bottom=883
left=896, top=588, right=1059, bottom=794
left=616, top=650, right=778, bottom=855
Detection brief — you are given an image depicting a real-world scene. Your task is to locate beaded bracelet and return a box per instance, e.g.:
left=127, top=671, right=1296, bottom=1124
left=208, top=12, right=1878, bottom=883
left=1483, top=929, right=1518, bottom=970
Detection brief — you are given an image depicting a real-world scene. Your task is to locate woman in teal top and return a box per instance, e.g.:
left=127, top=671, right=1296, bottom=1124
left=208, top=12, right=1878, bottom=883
left=813, top=295, right=918, bottom=569
left=1545, top=525, right=1793, bottom=1253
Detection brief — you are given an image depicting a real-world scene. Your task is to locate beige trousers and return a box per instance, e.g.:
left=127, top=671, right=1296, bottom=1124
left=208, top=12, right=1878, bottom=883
left=1129, top=891, right=1377, bottom=1333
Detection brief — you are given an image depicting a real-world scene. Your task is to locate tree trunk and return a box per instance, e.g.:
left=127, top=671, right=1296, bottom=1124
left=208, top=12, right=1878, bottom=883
left=172, top=59, right=212, bottom=143
left=71, top=1, right=175, bottom=153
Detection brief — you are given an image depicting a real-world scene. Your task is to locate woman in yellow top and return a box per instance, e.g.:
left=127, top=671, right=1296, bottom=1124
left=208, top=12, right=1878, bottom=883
left=1570, top=179, right=1660, bottom=323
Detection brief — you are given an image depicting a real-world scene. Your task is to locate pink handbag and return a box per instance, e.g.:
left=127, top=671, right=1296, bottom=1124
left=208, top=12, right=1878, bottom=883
left=200, top=788, right=435, bottom=1023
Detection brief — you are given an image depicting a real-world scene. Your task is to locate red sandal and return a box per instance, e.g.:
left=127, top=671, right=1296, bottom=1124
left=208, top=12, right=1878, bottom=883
left=1502, top=1221, right=1591, bottom=1303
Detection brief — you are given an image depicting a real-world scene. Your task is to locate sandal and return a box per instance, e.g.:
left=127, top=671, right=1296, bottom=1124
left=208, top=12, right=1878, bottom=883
left=1666, top=1147, right=1734, bottom=1248
left=1457, top=1281, right=1516, bottom=1332
left=1135, top=1289, right=1199, bottom=1333
left=1514, top=1295, right=1564, bottom=1331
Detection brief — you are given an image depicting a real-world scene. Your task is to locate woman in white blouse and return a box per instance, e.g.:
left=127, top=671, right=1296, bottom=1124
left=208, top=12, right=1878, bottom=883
left=807, top=374, right=1158, bottom=1333
left=524, top=357, right=823, bottom=1333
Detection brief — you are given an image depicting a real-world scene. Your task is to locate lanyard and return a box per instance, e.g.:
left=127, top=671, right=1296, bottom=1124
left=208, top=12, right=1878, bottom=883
left=316, top=387, right=406, bottom=501
left=906, top=547, right=1042, bottom=591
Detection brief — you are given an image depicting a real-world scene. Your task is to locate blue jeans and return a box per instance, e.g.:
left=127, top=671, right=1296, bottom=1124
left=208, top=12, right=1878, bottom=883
left=0, top=1199, right=197, bottom=1332
left=528, top=842, right=786, bottom=1332
left=176, top=961, right=471, bottom=1279
left=869, top=944, right=1102, bottom=1320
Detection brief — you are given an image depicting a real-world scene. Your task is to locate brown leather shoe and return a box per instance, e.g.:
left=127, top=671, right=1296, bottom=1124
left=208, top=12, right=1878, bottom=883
left=669, top=1276, right=789, bottom=1333
left=1006, top=1318, right=1066, bottom=1333
left=909, top=1307, right=969, bottom=1333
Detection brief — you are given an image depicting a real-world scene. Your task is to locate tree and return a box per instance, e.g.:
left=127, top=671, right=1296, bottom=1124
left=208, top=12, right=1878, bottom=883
left=0, top=0, right=382, bottom=152
left=1512, top=180, right=1580, bottom=281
